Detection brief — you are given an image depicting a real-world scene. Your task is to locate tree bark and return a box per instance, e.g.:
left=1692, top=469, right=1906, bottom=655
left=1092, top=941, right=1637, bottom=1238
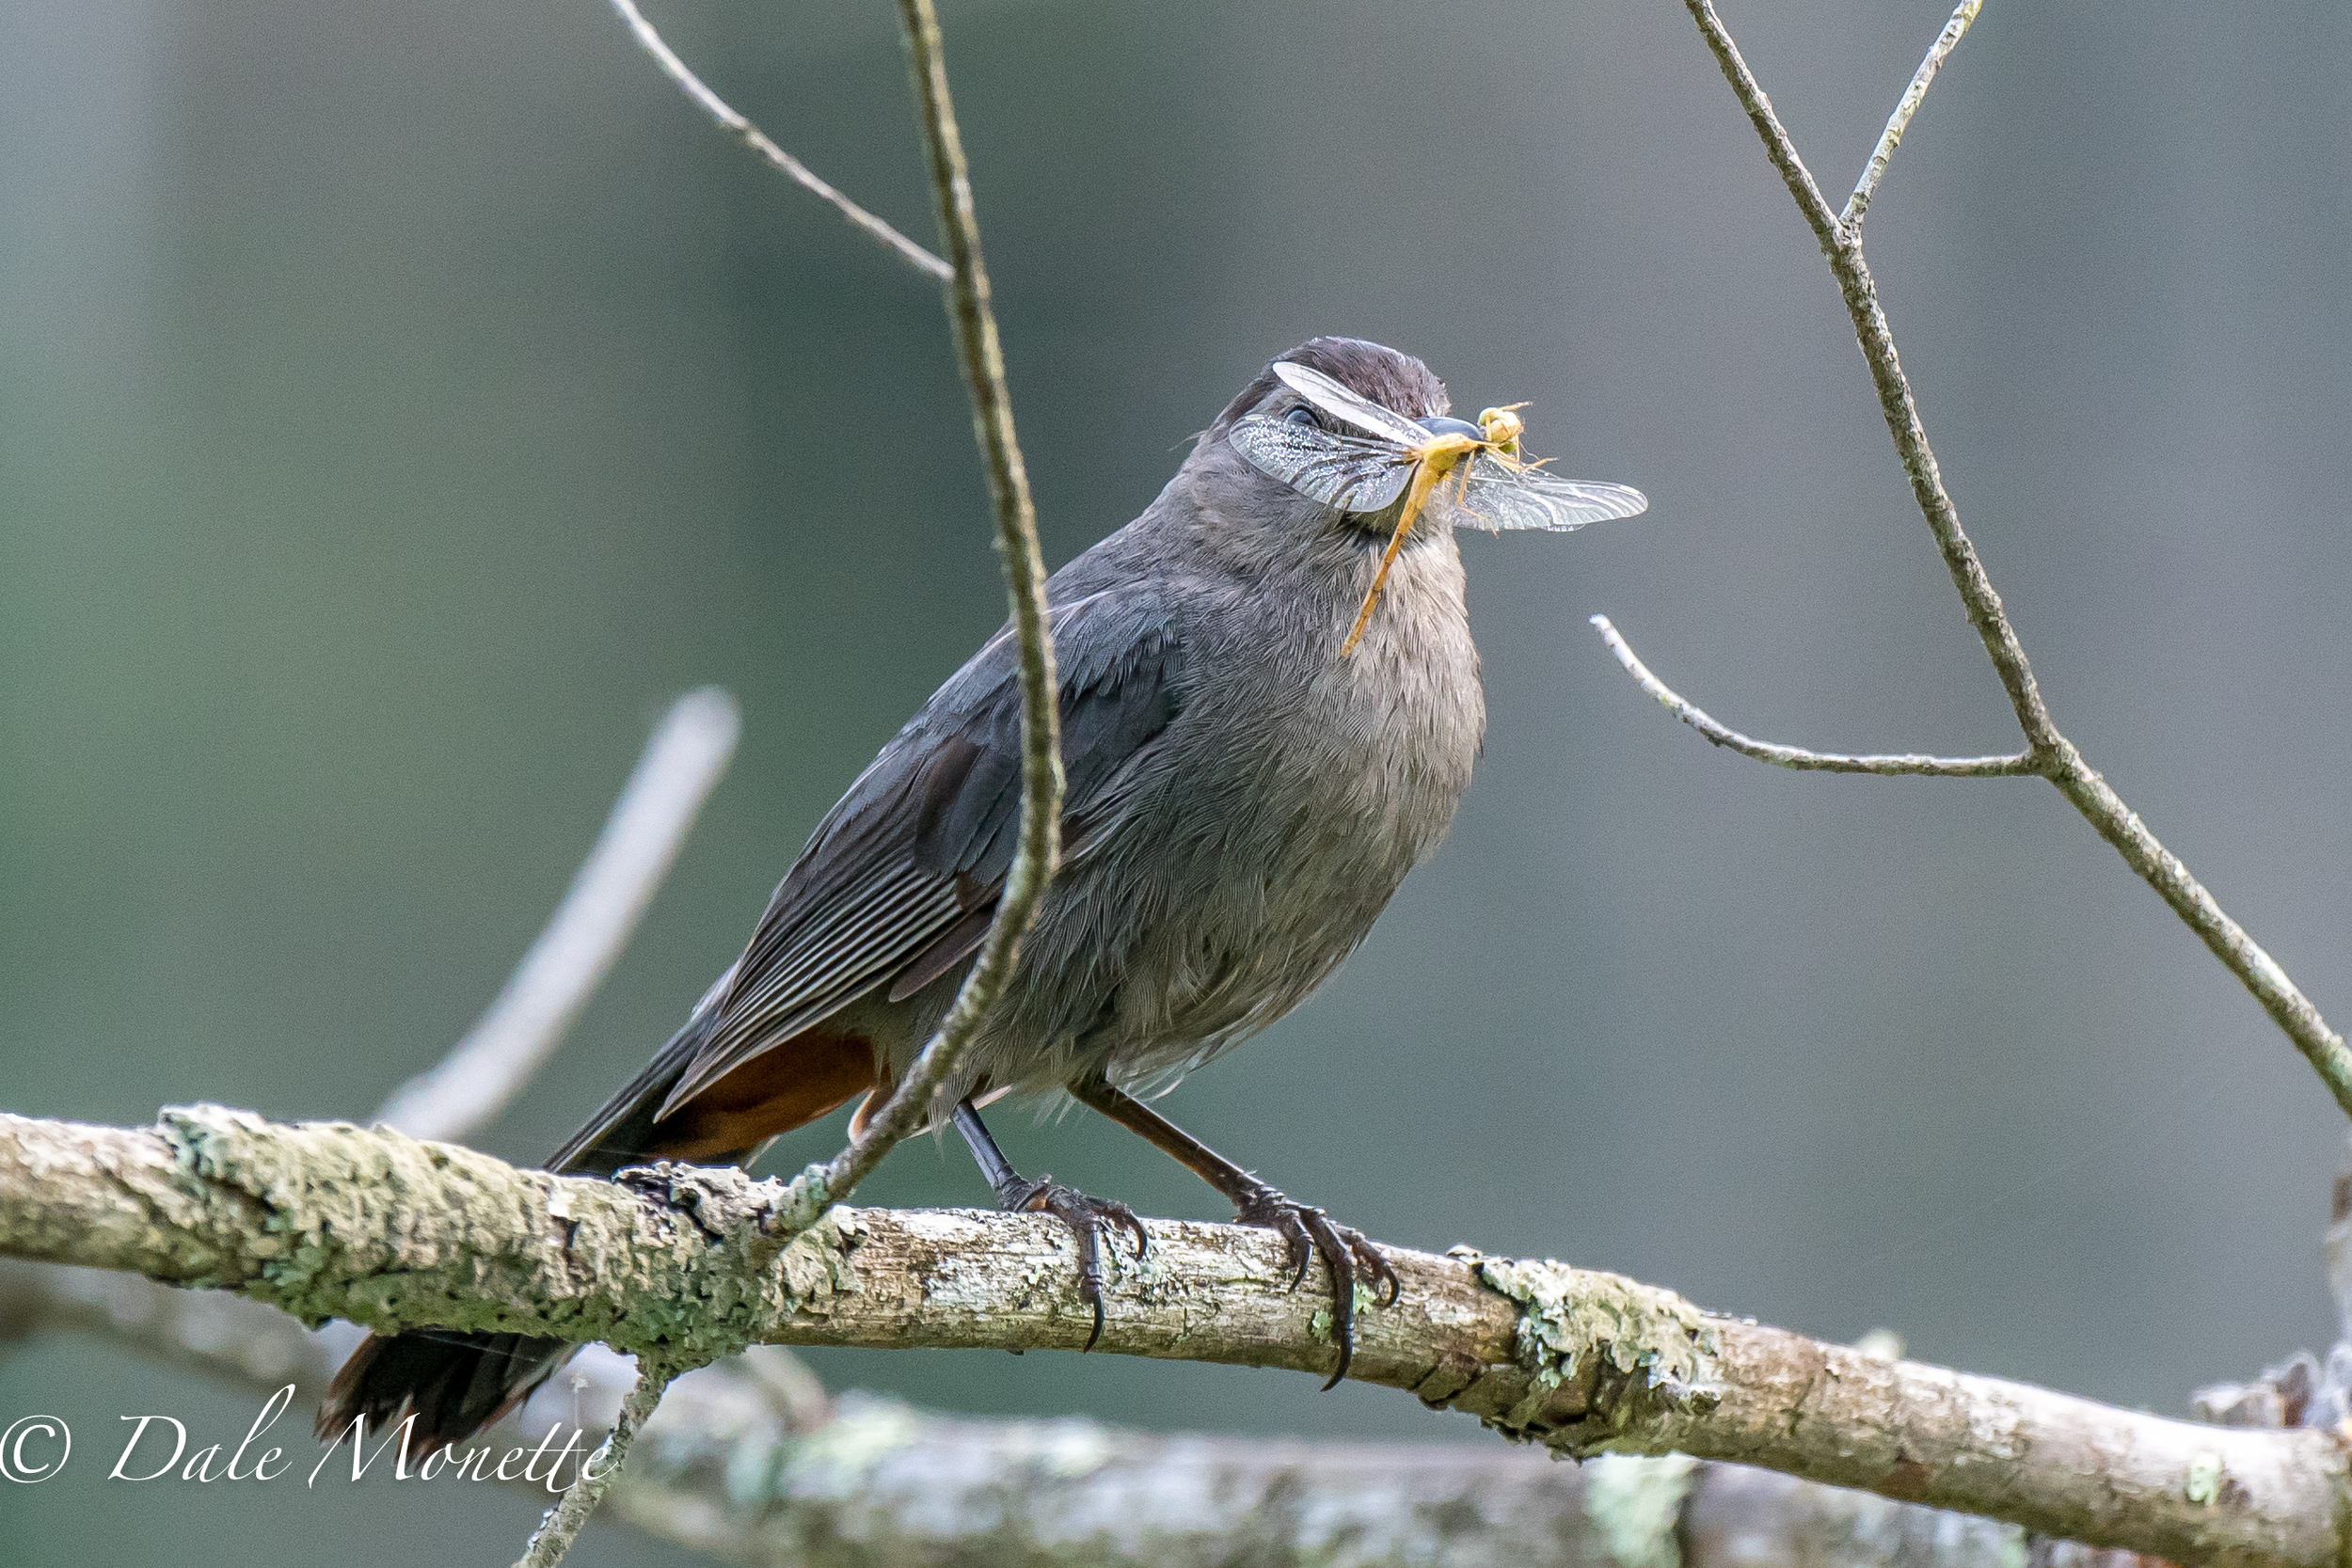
left=0, top=1259, right=2173, bottom=1568
left=2, top=1106, right=2341, bottom=1568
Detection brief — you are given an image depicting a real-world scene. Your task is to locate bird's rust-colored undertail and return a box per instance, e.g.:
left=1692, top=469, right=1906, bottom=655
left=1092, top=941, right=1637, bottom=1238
left=648, top=1027, right=875, bottom=1161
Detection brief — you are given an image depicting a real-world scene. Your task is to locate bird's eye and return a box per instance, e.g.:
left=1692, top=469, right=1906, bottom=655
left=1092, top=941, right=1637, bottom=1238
left=1284, top=404, right=1323, bottom=430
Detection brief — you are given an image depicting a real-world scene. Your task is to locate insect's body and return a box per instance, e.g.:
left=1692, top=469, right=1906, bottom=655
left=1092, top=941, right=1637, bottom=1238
left=1235, top=363, right=1647, bottom=655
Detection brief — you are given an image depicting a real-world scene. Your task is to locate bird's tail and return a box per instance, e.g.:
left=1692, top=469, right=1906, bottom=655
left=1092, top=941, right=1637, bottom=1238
left=314, top=1328, right=577, bottom=1455
left=316, top=1007, right=727, bottom=1451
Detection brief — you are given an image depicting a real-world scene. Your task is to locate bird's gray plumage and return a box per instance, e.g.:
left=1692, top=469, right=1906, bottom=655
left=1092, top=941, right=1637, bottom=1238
left=653, top=336, right=1486, bottom=1126
left=327, top=336, right=1504, bottom=1453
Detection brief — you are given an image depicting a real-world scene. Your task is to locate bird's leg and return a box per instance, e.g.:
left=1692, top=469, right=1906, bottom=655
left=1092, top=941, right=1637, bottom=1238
left=950, top=1099, right=1146, bottom=1352
left=1066, top=1075, right=1398, bottom=1389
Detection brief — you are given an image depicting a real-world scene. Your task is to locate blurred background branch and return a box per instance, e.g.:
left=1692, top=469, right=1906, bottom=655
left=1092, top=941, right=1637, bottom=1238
left=375, top=688, right=739, bottom=1144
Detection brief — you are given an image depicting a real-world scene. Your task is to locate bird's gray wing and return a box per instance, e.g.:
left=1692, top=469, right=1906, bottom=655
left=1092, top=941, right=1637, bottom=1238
left=655, top=585, right=1183, bottom=1117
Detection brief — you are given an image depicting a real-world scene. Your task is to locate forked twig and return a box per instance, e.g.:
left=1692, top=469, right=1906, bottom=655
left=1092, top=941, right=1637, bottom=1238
left=605, top=0, right=952, bottom=282
left=1591, top=617, right=2036, bottom=777
left=1843, top=0, right=1983, bottom=234
left=1650, top=0, right=2352, bottom=1116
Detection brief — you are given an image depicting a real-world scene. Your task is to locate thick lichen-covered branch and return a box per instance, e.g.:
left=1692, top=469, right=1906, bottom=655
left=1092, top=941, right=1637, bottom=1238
left=1, top=1107, right=2341, bottom=1568
left=0, top=1262, right=2180, bottom=1568
left=0, top=1259, right=2152, bottom=1568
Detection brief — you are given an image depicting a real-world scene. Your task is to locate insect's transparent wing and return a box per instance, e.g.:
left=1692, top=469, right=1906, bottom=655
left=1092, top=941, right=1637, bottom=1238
left=1230, top=415, right=1418, bottom=513
left=1272, top=361, right=1433, bottom=449
left=1454, top=451, right=1648, bottom=533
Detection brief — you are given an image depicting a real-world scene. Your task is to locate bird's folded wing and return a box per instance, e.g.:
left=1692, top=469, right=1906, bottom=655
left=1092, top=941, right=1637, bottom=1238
left=655, top=584, right=1183, bottom=1119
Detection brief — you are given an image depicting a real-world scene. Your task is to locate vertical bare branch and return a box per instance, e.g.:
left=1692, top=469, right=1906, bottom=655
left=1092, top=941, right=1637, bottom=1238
left=1677, top=0, right=2352, bottom=1118
left=513, top=1355, right=675, bottom=1568
left=1843, top=1, right=1984, bottom=233
left=504, top=14, right=1057, bottom=1553
left=825, top=0, right=1061, bottom=1192
left=604, top=0, right=952, bottom=282
left=374, top=688, right=740, bottom=1144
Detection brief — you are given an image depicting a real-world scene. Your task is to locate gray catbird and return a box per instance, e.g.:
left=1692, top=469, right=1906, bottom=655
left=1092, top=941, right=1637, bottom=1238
left=320, top=335, right=1645, bottom=1449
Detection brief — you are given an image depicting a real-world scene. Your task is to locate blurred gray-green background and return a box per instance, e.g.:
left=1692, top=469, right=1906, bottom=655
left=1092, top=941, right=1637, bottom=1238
left=7, top=0, right=2349, bottom=1561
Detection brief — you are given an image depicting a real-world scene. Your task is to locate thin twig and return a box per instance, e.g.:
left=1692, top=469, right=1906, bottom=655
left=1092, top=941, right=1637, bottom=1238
left=514, top=1354, right=675, bottom=1568
left=822, top=0, right=1061, bottom=1195
left=491, top=16, right=1054, bottom=1555
left=1679, top=0, right=2352, bottom=1117
left=605, top=0, right=952, bottom=282
left=373, top=689, right=740, bottom=1144
left=1590, top=616, right=2036, bottom=777
left=1842, top=0, right=1983, bottom=234
left=1685, top=1, right=1851, bottom=250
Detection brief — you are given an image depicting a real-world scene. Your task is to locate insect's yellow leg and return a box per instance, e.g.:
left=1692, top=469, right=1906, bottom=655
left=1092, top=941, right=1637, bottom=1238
left=1340, top=462, right=1439, bottom=657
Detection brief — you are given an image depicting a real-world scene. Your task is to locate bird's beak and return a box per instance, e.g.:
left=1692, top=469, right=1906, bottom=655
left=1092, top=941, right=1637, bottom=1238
left=1339, top=417, right=1488, bottom=658
left=1417, top=416, right=1485, bottom=443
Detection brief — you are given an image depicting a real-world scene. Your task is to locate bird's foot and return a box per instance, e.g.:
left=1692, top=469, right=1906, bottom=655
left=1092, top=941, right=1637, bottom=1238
left=1000, top=1177, right=1148, bottom=1352
left=1232, top=1184, right=1400, bottom=1389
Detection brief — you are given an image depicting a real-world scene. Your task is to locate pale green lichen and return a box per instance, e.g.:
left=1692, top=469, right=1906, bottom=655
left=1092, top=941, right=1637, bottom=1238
left=1305, top=1282, right=1378, bottom=1345
left=1584, top=1452, right=1699, bottom=1568
left=766, top=1163, right=836, bottom=1239
left=151, top=1103, right=862, bottom=1364
left=1473, top=1254, right=1722, bottom=1449
left=786, top=1397, right=926, bottom=1500
left=2185, top=1449, right=2224, bottom=1507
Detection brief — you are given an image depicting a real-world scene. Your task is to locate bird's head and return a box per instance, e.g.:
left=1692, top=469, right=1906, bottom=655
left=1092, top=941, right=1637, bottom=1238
left=1211, top=336, right=1453, bottom=439
left=1198, top=336, right=1480, bottom=538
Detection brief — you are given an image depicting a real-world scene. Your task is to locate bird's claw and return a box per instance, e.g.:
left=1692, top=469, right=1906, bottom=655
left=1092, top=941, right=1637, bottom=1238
left=1002, top=1177, right=1148, bottom=1352
left=1232, top=1186, right=1399, bottom=1389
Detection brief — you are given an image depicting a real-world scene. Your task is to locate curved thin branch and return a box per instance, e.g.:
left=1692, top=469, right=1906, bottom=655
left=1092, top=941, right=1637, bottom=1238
left=604, top=0, right=952, bottom=282
left=1843, top=1, right=1983, bottom=233
left=1591, top=616, right=2037, bottom=777
left=825, top=0, right=1061, bottom=1192
left=2, top=1107, right=2343, bottom=1568
left=375, top=688, right=740, bottom=1144
left=1679, top=0, right=2352, bottom=1118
